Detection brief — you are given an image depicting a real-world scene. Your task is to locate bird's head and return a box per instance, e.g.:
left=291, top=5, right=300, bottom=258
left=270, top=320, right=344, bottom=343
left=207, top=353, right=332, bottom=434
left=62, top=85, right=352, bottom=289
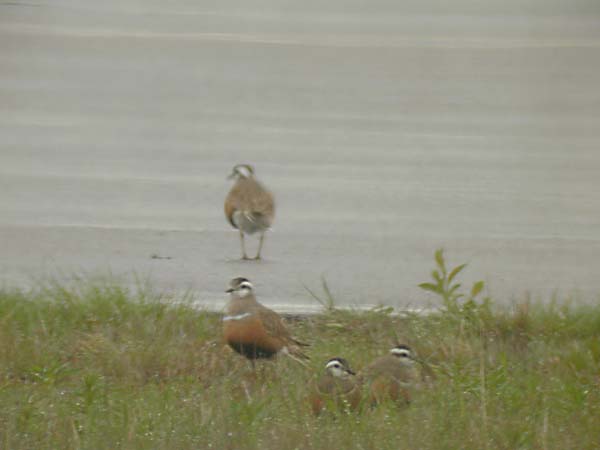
left=390, top=344, right=415, bottom=364
left=325, top=357, right=355, bottom=378
left=227, top=164, right=255, bottom=180
left=225, top=277, right=254, bottom=298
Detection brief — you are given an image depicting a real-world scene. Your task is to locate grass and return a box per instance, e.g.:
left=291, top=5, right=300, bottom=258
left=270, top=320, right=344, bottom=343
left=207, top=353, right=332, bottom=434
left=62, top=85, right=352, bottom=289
left=1, top=270, right=599, bottom=449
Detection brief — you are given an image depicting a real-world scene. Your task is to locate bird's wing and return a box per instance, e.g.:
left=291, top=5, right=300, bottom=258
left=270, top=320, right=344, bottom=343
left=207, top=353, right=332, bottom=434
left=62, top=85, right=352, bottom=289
left=256, top=305, right=310, bottom=361
left=358, top=356, right=394, bottom=385
left=256, top=305, right=292, bottom=340
left=252, top=187, right=275, bottom=219
left=227, top=179, right=274, bottom=216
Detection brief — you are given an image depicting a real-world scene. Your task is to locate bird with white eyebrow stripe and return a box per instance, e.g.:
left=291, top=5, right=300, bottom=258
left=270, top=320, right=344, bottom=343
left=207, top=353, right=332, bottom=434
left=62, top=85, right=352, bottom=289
left=358, top=344, right=420, bottom=406
left=222, top=277, right=309, bottom=365
left=224, top=164, right=275, bottom=260
left=309, top=357, right=362, bottom=415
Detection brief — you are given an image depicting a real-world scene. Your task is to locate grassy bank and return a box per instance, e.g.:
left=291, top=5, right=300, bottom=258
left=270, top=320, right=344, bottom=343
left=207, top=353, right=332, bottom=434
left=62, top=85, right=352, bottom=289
left=1, top=277, right=599, bottom=449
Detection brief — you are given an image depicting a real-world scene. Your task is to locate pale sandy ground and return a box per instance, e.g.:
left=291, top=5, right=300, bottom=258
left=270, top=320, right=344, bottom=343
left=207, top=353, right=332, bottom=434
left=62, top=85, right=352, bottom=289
left=1, top=1, right=599, bottom=311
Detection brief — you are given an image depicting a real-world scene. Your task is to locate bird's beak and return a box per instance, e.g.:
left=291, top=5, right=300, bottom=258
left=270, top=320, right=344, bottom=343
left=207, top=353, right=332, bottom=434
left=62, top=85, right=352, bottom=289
left=347, top=369, right=356, bottom=375
left=227, top=172, right=236, bottom=180
left=225, top=288, right=234, bottom=293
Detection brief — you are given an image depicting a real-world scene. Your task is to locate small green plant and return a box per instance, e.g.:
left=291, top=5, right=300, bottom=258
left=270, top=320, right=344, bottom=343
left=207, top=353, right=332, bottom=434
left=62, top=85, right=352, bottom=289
left=419, top=249, right=490, bottom=324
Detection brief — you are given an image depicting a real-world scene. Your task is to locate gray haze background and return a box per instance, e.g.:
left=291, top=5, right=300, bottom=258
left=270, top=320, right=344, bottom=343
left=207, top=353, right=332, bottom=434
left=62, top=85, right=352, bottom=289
left=1, top=0, right=599, bottom=311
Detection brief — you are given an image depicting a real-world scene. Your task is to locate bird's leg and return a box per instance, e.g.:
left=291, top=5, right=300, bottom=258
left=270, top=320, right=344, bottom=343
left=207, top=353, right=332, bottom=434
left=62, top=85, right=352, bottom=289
left=254, top=232, right=265, bottom=260
left=239, top=230, right=249, bottom=260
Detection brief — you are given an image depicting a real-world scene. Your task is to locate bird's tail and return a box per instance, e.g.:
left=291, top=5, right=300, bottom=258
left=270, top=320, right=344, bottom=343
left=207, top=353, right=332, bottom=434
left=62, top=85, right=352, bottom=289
left=283, top=344, right=310, bottom=367
left=292, top=338, right=310, bottom=347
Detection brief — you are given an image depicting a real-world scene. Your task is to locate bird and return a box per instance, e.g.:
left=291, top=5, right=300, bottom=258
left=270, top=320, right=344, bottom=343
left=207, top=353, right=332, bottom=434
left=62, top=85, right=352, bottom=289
left=222, top=277, right=309, bottom=365
left=309, top=357, right=362, bottom=415
left=224, top=164, right=275, bottom=260
left=358, top=344, right=420, bottom=406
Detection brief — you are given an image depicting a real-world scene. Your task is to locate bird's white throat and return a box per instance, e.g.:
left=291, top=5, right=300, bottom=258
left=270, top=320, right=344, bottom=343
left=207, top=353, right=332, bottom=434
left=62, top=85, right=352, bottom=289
left=236, top=287, right=252, bottom=298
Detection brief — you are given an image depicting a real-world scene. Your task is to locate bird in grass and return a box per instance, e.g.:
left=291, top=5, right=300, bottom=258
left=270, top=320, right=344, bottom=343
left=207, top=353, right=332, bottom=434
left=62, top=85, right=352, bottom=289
left=358, top=344, right=420, bottom=406
left=222, top=277, right=309, bottom=365
left=309, top=357, right=362, bottom=415
left=224, top=164, right=275, bottom=260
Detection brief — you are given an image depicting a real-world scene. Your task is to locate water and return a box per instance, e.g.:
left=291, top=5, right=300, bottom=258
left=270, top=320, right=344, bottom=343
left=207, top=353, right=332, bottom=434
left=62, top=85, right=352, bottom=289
left=1, top=0, right=599, bottom=310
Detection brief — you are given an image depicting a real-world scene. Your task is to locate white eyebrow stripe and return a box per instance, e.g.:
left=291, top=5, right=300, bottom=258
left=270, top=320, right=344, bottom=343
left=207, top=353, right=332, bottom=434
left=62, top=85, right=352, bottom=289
left=391, top=348, right=410, bottom=356
left=222, top=312, right=252, bottom=321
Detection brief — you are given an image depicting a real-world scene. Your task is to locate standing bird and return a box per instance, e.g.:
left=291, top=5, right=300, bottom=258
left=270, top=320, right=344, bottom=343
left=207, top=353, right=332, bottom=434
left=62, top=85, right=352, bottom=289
left=224, top=164, right=275, bottom=260
left=309, top=357, right=362, bottom=415
left=358, top=345, right=420, bottom=406
left=222, top=277, right=309, bottom=364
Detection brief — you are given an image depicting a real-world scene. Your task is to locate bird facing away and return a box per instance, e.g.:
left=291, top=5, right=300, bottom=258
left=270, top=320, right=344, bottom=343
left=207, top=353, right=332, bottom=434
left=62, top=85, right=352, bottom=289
left=222, top=277, right=309, bottom=364
left=224, top=164, right=275, bottom=260
left=358, top=345, right=419, bottom=406
left=309, top=357, right=362, bottom=415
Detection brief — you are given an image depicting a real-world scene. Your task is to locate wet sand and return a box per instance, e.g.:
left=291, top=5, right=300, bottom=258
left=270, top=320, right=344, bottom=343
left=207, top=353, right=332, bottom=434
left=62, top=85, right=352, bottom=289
left=1, top=1, right=599, bottom=310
